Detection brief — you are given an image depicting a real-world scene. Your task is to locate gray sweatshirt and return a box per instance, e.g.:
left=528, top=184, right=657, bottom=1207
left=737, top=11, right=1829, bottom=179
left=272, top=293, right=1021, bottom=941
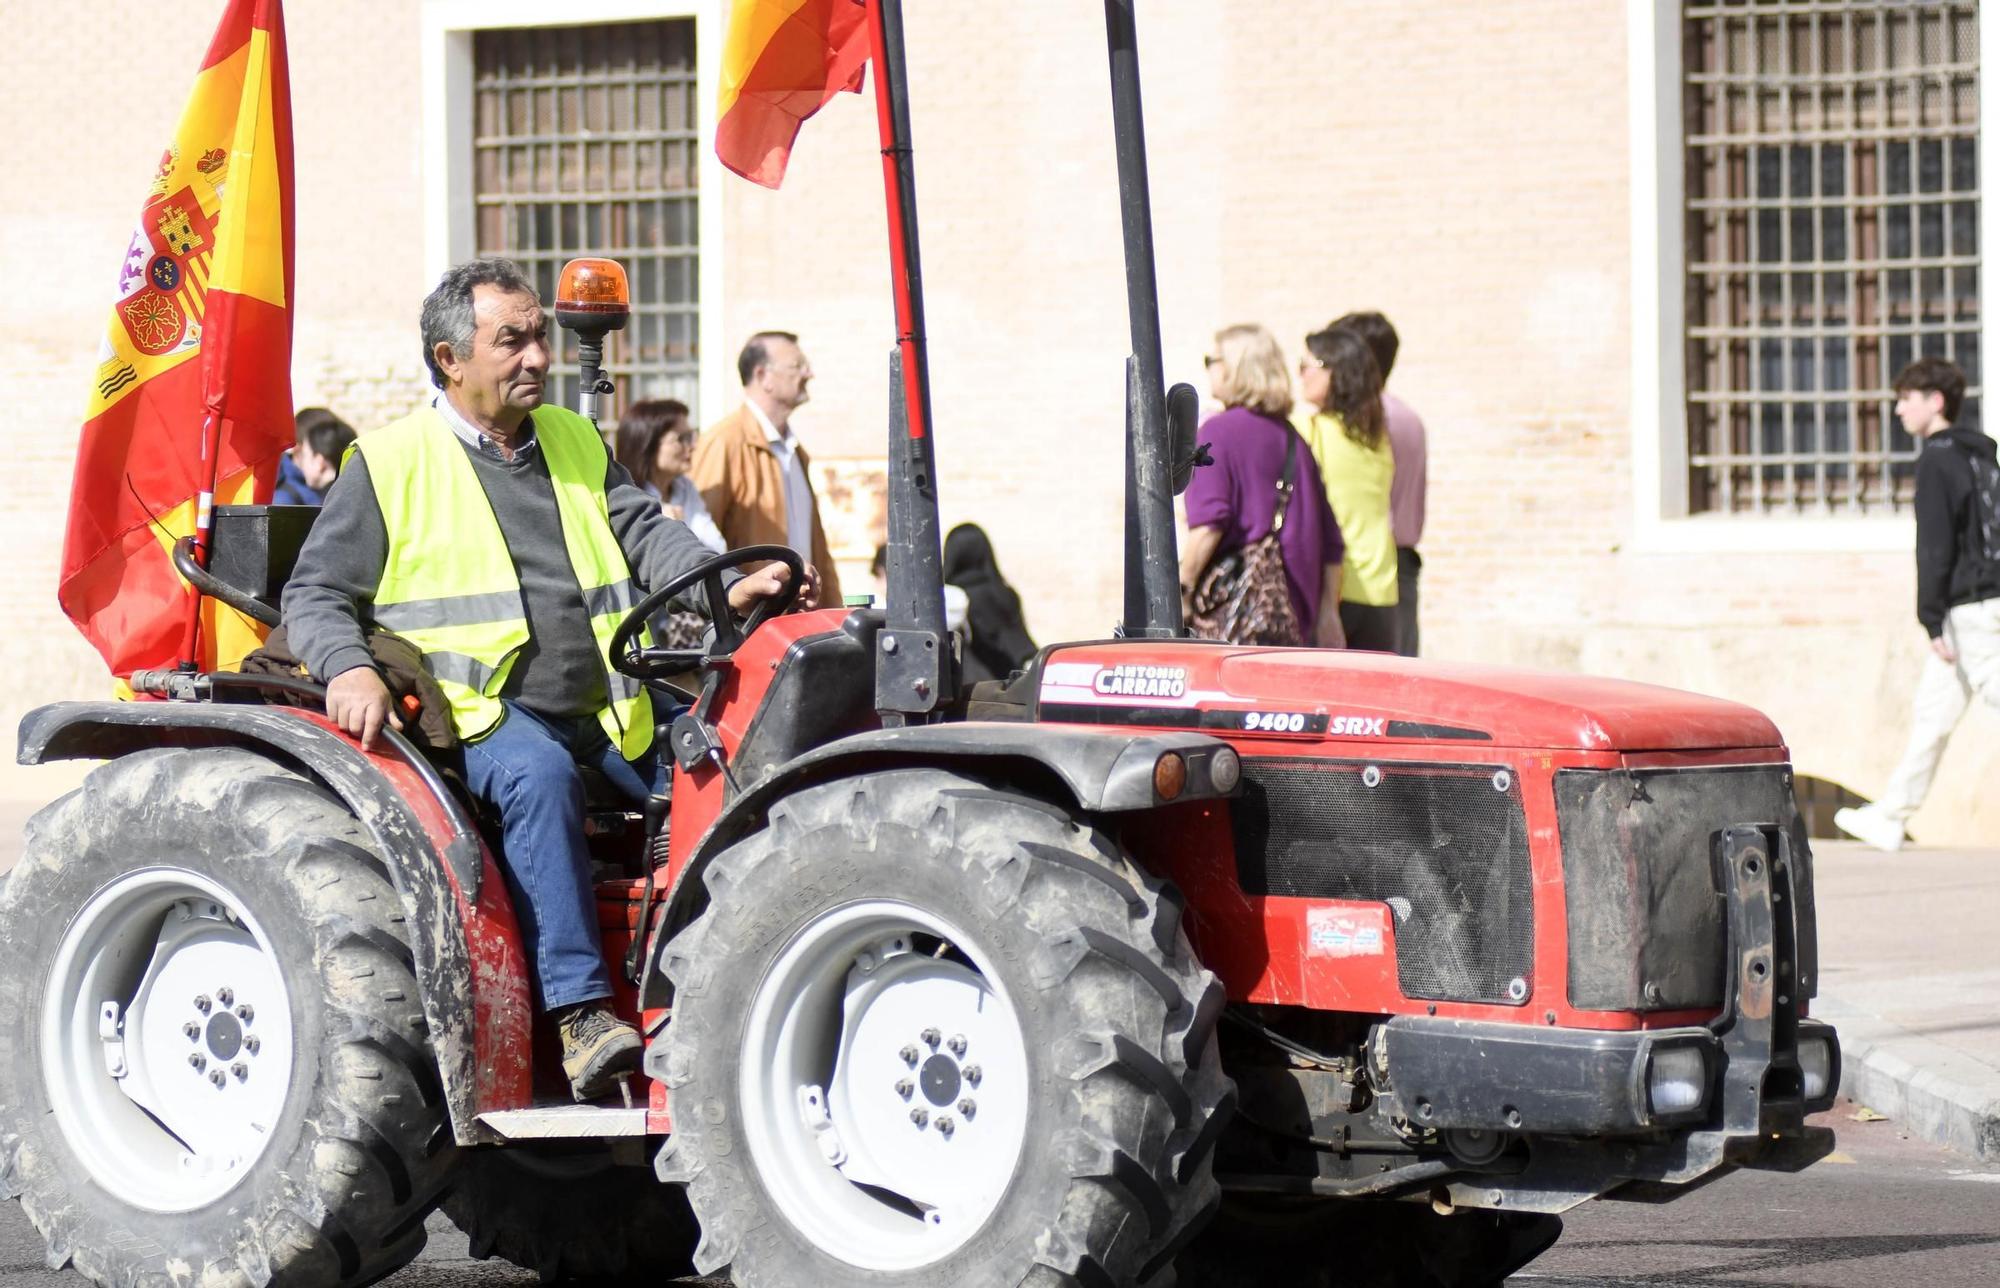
left=282, top=409, right=721, bottom=721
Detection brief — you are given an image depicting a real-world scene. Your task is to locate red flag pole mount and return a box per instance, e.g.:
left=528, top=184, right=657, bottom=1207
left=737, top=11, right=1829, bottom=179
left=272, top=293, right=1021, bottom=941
left=176, top=410, right=224, bottom=669
left=866, top=0, right=928, bottom=444
left=864, top=0, right=954, bottom=722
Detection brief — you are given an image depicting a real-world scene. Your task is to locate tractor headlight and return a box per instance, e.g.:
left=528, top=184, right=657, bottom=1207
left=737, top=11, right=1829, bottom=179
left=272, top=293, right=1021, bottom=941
left=1646, top=1044, right=1710, bottom=1118
left=1798, top=1033, right=1835, bottom=1104
left=1208, top=747, right=1241, bottom=793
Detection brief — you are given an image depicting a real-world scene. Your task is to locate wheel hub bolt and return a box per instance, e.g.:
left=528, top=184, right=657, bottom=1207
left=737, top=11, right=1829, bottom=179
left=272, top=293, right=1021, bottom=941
left=936, top=1115, right=955, bottom=1137
left=216, top=987, right=234, bottom=1007
left=909, top=1108, right=929, bottom=1128
left=900, top=1044, right=919, bottom=1066
left=963, top=1064, right=982, bottom=1086
left=245, top=1036, right=261, bottom=1056
left=947, top=1034, right=967, bottom=1057
left=958, top=1098, right=976, bottom=1119
left=193, top=995, right=211, bottom=1013
left=232, top=1063, right=249, bottom=1081
left=208, top=1069, right=226, bottom=1088
left=921, top=1028, right=941, bottom=1049
left=189, top=1053, right=206, bottom=1072
left=235, top=1004, right=254, bottom=1024
left=182, top=1022, right=200, bottom=1041
left=895, top=1078, right=914, bottom=1099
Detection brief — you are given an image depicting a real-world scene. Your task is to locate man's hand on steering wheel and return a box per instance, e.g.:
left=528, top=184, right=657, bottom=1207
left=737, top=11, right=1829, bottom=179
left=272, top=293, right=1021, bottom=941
left=726, top=559, right=820, bottom=616
left=609, top=544, right=811, bottom=682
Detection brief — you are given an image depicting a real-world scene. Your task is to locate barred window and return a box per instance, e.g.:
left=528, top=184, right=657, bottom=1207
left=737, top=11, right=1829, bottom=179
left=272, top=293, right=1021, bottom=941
left=1683, top=1, right=1980, bottom=515
left=473, top=21, right=701, bottom=420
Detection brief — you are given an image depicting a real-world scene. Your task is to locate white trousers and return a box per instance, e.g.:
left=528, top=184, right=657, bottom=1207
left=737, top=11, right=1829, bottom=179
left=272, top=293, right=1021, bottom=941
left=1875, top=596, right=2000, bottom=823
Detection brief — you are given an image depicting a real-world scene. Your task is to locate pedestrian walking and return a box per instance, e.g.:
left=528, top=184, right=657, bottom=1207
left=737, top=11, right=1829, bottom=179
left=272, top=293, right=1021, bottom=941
left=1332, top=310, right=1427, bottom=656
left=613, top=398, right=726, bottom=553
left=692, top=331, right=843, bottom=603
left=1181, top=324, right=1345, bottom=648
left=1835, top=356, right=2000, bottom=851
left=1295, top=324, right=1399, bottom=652
left=942, top=522, right=1037, bottom=683
left=273, top=407, right=357, bottom=506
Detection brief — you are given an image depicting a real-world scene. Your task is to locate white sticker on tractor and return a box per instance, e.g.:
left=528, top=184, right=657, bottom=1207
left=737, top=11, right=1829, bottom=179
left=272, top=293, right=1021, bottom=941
left=1040, top=661, right=1225, bottom=708
left=1328, top=715, right=1388, bottom=736
left=1306, top=906, right=1387, bottom=958
left=1092, top=664, right=1188, bottom=698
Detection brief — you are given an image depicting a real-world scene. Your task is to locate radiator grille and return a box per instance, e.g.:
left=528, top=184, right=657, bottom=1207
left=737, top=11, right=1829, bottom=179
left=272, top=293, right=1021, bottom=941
left=1231, top=759, right=1534, bottom=1005
left=1555, top=765, right=1812, bottom=1012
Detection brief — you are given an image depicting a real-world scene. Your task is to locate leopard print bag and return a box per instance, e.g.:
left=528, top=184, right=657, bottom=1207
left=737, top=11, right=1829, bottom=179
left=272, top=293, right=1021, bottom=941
left=1186, top=430, right=1304, bottom=647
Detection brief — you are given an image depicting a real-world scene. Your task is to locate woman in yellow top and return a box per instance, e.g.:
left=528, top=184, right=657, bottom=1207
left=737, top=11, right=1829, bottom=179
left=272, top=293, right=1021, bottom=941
left=1294, top=324, right=1400, bottom=651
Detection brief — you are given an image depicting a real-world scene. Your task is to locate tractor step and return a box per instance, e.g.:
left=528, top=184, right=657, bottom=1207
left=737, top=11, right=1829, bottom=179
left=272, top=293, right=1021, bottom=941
left=476, top=1104, right=648, bottom=1139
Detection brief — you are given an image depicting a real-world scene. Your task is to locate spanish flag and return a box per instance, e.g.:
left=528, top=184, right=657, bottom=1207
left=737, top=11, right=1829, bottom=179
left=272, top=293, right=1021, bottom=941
left=59, top=0, right=295, bottom=679
left=716, top=0, right=870, bottom=188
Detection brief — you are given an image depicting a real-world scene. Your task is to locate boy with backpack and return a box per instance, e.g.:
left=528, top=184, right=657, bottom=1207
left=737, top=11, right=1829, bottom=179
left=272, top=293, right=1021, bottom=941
left=1836, top=356, right=2000, bottom=851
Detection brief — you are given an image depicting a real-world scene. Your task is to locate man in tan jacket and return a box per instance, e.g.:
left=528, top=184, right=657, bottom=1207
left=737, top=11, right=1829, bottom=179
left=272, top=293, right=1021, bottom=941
left=692, top=331, right=843, bottom=605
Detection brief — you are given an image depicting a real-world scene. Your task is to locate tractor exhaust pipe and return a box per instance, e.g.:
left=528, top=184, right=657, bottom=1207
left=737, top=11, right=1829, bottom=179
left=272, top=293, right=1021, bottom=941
left=1105, top=0, right=1191, bottom=638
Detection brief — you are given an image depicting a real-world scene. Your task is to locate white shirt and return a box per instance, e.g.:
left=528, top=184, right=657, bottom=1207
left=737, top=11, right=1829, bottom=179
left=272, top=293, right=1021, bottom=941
left=747, top=400, right=816, bottom=561
left=434, top=393, right=537, bottom=462
left=663, top=474, right=727, bottom=554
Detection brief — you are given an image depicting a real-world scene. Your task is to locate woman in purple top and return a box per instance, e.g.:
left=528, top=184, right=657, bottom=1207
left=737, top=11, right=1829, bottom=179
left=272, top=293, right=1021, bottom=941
left=1179, top=324, right=1346, bottom=647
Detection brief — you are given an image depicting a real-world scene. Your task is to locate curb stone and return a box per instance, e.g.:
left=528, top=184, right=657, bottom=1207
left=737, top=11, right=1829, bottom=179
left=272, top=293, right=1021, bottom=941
left=1814, top=996, right=2000, bottom=1161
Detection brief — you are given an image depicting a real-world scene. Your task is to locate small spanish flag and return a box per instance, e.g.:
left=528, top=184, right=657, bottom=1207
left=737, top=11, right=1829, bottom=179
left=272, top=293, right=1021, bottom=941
left=59, top=0, right=295, bottom=679
left=716, top=0, right=870, bottom=188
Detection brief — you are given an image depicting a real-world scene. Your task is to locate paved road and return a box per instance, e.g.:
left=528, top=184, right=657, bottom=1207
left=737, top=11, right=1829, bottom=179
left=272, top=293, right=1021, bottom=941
left=2, top=1106, right=1996, bottom=1287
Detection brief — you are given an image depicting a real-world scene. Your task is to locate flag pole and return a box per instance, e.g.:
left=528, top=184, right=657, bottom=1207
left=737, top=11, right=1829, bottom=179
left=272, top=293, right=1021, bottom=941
left=865, top=0, right=953, bottom=722
left=175, top=411, right=225, bottom=670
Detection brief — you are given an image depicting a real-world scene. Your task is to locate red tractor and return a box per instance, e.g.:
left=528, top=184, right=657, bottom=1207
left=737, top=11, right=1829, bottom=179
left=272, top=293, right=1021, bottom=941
left=1, top=4, right=1834, bottom=1287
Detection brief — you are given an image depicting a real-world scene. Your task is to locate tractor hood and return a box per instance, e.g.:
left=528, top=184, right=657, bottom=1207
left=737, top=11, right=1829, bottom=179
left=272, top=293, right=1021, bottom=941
left=1034, top=643, right=1783, bottom=754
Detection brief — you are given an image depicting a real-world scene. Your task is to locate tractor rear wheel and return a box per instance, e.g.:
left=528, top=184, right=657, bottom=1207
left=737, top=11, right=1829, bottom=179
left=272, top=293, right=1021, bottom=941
left=654, top=769, right=1232, bottom=1288
left=442, top=1146, right=700, bottom=1281
left=0, top=747, right=458, bottom=1288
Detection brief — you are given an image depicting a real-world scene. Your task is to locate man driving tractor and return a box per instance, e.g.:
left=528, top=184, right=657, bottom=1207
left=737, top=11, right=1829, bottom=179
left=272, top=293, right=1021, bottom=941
left=283, top=256, right=814, bottom=1102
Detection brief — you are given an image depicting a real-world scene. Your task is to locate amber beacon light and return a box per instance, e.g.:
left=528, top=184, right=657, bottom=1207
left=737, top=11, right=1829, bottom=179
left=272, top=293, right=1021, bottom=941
left=554, top=257, right=631, bottom=425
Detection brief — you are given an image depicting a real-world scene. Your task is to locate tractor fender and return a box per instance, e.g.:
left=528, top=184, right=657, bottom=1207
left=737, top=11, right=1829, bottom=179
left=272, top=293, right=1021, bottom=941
left=16, top=700, right=533, bottom=1144
left=642, top=721, right=1239, bottom=1005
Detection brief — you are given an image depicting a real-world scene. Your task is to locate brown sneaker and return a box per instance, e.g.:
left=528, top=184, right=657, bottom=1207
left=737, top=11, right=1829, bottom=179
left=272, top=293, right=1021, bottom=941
left=556, top=1000, right=643, bottom=1102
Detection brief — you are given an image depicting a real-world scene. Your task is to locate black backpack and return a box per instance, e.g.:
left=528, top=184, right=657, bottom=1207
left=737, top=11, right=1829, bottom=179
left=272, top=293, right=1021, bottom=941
left=1963, top=441, right=2000, bottom=563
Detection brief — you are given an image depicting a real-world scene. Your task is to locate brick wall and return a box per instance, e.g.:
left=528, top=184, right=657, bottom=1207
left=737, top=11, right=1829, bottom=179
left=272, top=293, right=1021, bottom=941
left=1, top=1, right=1987, bottom=842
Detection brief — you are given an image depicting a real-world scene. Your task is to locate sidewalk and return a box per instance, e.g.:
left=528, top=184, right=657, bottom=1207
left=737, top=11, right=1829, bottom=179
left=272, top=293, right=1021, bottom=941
left=1811, top=838, right=2000, bottom=1160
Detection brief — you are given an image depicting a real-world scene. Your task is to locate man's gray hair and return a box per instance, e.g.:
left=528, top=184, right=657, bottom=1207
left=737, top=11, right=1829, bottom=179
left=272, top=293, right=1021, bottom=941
left=420, top=257, right=538, bottom=389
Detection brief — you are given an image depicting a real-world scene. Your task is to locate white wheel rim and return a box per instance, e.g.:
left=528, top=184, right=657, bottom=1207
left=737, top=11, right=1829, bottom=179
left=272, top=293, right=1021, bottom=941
left=40, top=868, right=297, bottom=1211
left=737, top=900, right=1031, bottom=1271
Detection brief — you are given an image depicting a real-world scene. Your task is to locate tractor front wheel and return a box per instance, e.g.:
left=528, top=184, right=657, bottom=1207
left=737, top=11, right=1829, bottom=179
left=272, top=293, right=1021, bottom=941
left=656, top=769, right=1232, bottom=1287
left=0, top=747, right=458, bottom=1288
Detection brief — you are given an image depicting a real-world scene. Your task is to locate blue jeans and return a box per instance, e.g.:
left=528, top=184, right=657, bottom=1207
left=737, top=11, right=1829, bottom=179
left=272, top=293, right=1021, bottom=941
left=455, top=700, right=661, bottom=1011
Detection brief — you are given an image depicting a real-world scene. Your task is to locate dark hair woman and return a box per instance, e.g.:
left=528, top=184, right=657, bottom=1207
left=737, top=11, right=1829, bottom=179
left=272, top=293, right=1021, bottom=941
left=613, top=399, right=724, bottom=552
left=942, top=523, right=1038, bottom=684
left=1295, top=325, right=1398, bottom=652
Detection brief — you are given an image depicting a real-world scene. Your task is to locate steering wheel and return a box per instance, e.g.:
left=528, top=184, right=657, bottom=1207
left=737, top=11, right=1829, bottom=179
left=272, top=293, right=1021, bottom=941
left=609, top=544, right=807, bottom=682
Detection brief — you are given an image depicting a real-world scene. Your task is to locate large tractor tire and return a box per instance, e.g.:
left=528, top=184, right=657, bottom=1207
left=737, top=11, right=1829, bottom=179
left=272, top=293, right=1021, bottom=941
left=0, top=747, right=458, bottom=1288
left=442, top=1147, right=700, bottom=1281
left=655, top=769, right=1233, bottom=1288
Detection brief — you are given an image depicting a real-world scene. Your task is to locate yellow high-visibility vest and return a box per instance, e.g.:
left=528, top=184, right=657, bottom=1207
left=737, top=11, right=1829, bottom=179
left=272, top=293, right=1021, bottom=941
left=354, top=403, right=653, bottom=758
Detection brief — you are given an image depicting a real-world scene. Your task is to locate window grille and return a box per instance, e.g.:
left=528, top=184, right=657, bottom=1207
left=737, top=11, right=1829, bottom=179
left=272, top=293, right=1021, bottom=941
left=1683, top=1, right=1979, bottom=514
left=473, top=21, right=701, bottom=422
